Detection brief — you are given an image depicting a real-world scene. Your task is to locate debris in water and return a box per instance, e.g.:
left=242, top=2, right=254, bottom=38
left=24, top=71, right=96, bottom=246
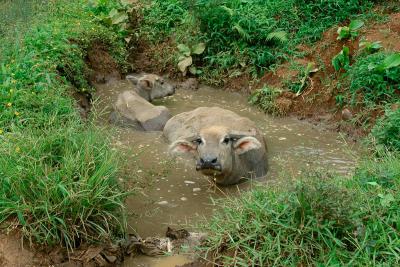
left=157, top=201, right=168, bottom=205
left=193, top=188, right=201, bottom=192
left=184, top=180, right=195, bottom=184
left=180, top=197, right=188, bottom=201
left=278, top=137, right=287, bottom=141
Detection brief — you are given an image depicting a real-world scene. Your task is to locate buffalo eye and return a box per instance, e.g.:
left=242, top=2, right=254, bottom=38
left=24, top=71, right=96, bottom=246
left=222, top=137, right=230, bottom=144
left=193, top=138, right=203, bottom=145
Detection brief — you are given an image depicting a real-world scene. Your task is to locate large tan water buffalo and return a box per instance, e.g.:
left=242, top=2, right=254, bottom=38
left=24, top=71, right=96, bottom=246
left=164, top=107, right=268, bottom=185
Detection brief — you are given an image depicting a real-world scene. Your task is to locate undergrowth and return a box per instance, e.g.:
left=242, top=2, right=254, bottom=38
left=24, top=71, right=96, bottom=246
left=348, top=52, right=400, bottom=106
left=201, top=154, right=400, bottom=266
left=137, top=0, right=374, bottom=81
left=0, top=0, right=129, bottom=248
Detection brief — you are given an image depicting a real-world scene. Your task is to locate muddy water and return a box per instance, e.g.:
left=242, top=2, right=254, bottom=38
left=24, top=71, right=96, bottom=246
left=94, top=80, right=357, bottom=267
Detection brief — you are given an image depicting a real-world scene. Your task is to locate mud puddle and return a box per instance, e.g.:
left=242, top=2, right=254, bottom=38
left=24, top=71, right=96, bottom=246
left=93, top=80, right=358, bottom=266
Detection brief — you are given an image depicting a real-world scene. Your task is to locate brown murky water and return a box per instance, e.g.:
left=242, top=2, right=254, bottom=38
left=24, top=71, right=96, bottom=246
left=94, top=80, right=358, bottom=267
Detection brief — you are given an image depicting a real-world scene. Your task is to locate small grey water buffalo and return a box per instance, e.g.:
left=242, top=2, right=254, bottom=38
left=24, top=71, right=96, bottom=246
left=126, top=73, right=175, bottom=102
left=110, top=73, right=175, bottom=131
left=164, top=107, right=268, bottom=185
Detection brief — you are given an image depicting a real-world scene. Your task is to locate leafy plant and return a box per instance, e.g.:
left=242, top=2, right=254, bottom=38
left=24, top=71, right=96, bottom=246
left=287, top=62, right=318, bottom=96
left=88, top=0, right=133, bottom=40
left=370, top=53, right=400, bottom=72
left=348, top=52, right=400, bottom=105
left=177, top=42, right=205, bottom=75
left=139, top=0, right=373, bottom=83
left=371, top=105, right=400, bottom=152
left=359, top=39, right=382, bottom=54
left=249, top=86, right=283, bottom=115
left=337, top=19, right=364, bottom=40
left=332, top=46, right=350, bottom=71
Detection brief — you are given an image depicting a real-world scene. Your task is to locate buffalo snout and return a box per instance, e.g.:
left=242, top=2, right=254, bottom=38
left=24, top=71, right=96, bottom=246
left=196, top=156, right=222, bottom=171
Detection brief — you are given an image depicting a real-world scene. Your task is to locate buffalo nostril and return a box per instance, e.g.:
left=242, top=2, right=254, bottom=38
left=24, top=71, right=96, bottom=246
left=200, top=158, right=205, bottom=164
left=211, top=158, right=218, bottom=164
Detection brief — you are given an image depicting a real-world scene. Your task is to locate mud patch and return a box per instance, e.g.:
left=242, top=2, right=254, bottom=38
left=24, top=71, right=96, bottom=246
left=86, top=42, right=121, bottom=84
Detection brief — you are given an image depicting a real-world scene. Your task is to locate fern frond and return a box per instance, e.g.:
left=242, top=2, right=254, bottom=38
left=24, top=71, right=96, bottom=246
left=266, top=31, right=288, bottom=43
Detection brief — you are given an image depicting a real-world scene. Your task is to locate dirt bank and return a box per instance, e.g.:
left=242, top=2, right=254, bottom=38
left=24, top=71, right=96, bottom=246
left=129, top=12, right=400, bottom=139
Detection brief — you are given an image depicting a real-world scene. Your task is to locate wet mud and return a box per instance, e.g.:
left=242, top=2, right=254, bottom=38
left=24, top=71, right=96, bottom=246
left=92, top=79, right=358, bottom=266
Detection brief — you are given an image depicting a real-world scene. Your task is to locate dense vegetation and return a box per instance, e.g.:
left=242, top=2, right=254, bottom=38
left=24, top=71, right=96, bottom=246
left=138, top=0, right=375, bottom=80
left=201, top=155, right=400, bottom=265
left=0, top=0, right=129, bottom=248
left=1, top=0, right=399, bottom=265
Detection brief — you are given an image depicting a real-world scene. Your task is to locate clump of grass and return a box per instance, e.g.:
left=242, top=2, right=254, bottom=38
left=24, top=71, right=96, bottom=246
left=200, top=154, right=400, bottom=265
left=249, top=86, right=283, bottom=116
left=371, top=105, right=400, bottom=152
left=348, top=52, right=400, bottom=106
left=0, top=0, right=129, bottom=248
left=201, top=173, right=357, bottom=266
left=0, top=123, right=127, bottom=248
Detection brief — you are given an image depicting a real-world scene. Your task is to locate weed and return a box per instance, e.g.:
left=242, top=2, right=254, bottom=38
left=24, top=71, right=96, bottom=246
left=176, top=42, right=206, bottom=75
left=371, top=106, right=400, bottom=152
left=359, top=39, right=383, bottom=54
left=286, top=62, right=318, bottom=96
left=0, top=0, right=129, bottom=248
left=332, top=46, right=351, bottom=72
left=249, top=86, right=282, bottom=116
left=88, top=0, right=134, bottom=42
left=200, top=154, right=400, bottom=265
left=348, top=52, right=400, bottom=105
left=138, top=0, right=374, bottom=82
left=337, top=20, right=364, bottom=40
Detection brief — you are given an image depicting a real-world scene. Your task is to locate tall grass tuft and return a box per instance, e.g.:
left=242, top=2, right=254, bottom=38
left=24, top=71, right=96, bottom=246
left=201, top=155, right=400, bottom=265
left=0, top=0, right=129, bottom=248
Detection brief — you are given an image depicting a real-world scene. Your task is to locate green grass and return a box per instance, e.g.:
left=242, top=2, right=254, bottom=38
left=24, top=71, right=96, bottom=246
left=248, top=86, right=283, bottom=116
left=200, top=154, right=400, bottom=266
left=371, top=105, right=400, bottom=152
left=137, top=0, right=375, bottom=81
left=0, top=0, right=130, bottom=248
left=348, top=52, right=400, bottom=106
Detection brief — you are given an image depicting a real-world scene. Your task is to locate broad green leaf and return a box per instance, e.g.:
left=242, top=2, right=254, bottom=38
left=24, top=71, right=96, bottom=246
left=370, top=42, right=382, bottom=50
left=111, top=12, right=128, bottom=25
left=178, top=56, right=192, bottom=73
left=342, top=46, right=350, bottom=57
left=109, top=8, right=119, bottom=18
left=177, top=44, right=191, bottom=56
left=382, top=53, right=400, bottom=69
left=349, top=20, right=364, bottom=31
left=337, top=26, right=350, bottom=40
left=120, top=0, right=132, bottom=7
left=191, top=43, right=206, bottom=55
left=189, top=66, right=197, bottom=75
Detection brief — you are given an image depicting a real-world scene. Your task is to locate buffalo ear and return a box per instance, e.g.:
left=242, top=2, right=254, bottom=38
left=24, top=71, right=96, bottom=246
left=126, top=74, right=139, bottom=85
left=169, top=140, right=197, bottom=155
left=139, top=78, right=152, bottom=90
left=234, top=136, right=262, bottom=155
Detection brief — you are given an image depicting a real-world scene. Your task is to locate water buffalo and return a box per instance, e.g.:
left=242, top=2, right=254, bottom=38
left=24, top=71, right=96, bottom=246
left=126, top=73, right=175, bottom=102
left=164, top=107, right=268, bottom=185
left=110, top=73, right=175, bottom=131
